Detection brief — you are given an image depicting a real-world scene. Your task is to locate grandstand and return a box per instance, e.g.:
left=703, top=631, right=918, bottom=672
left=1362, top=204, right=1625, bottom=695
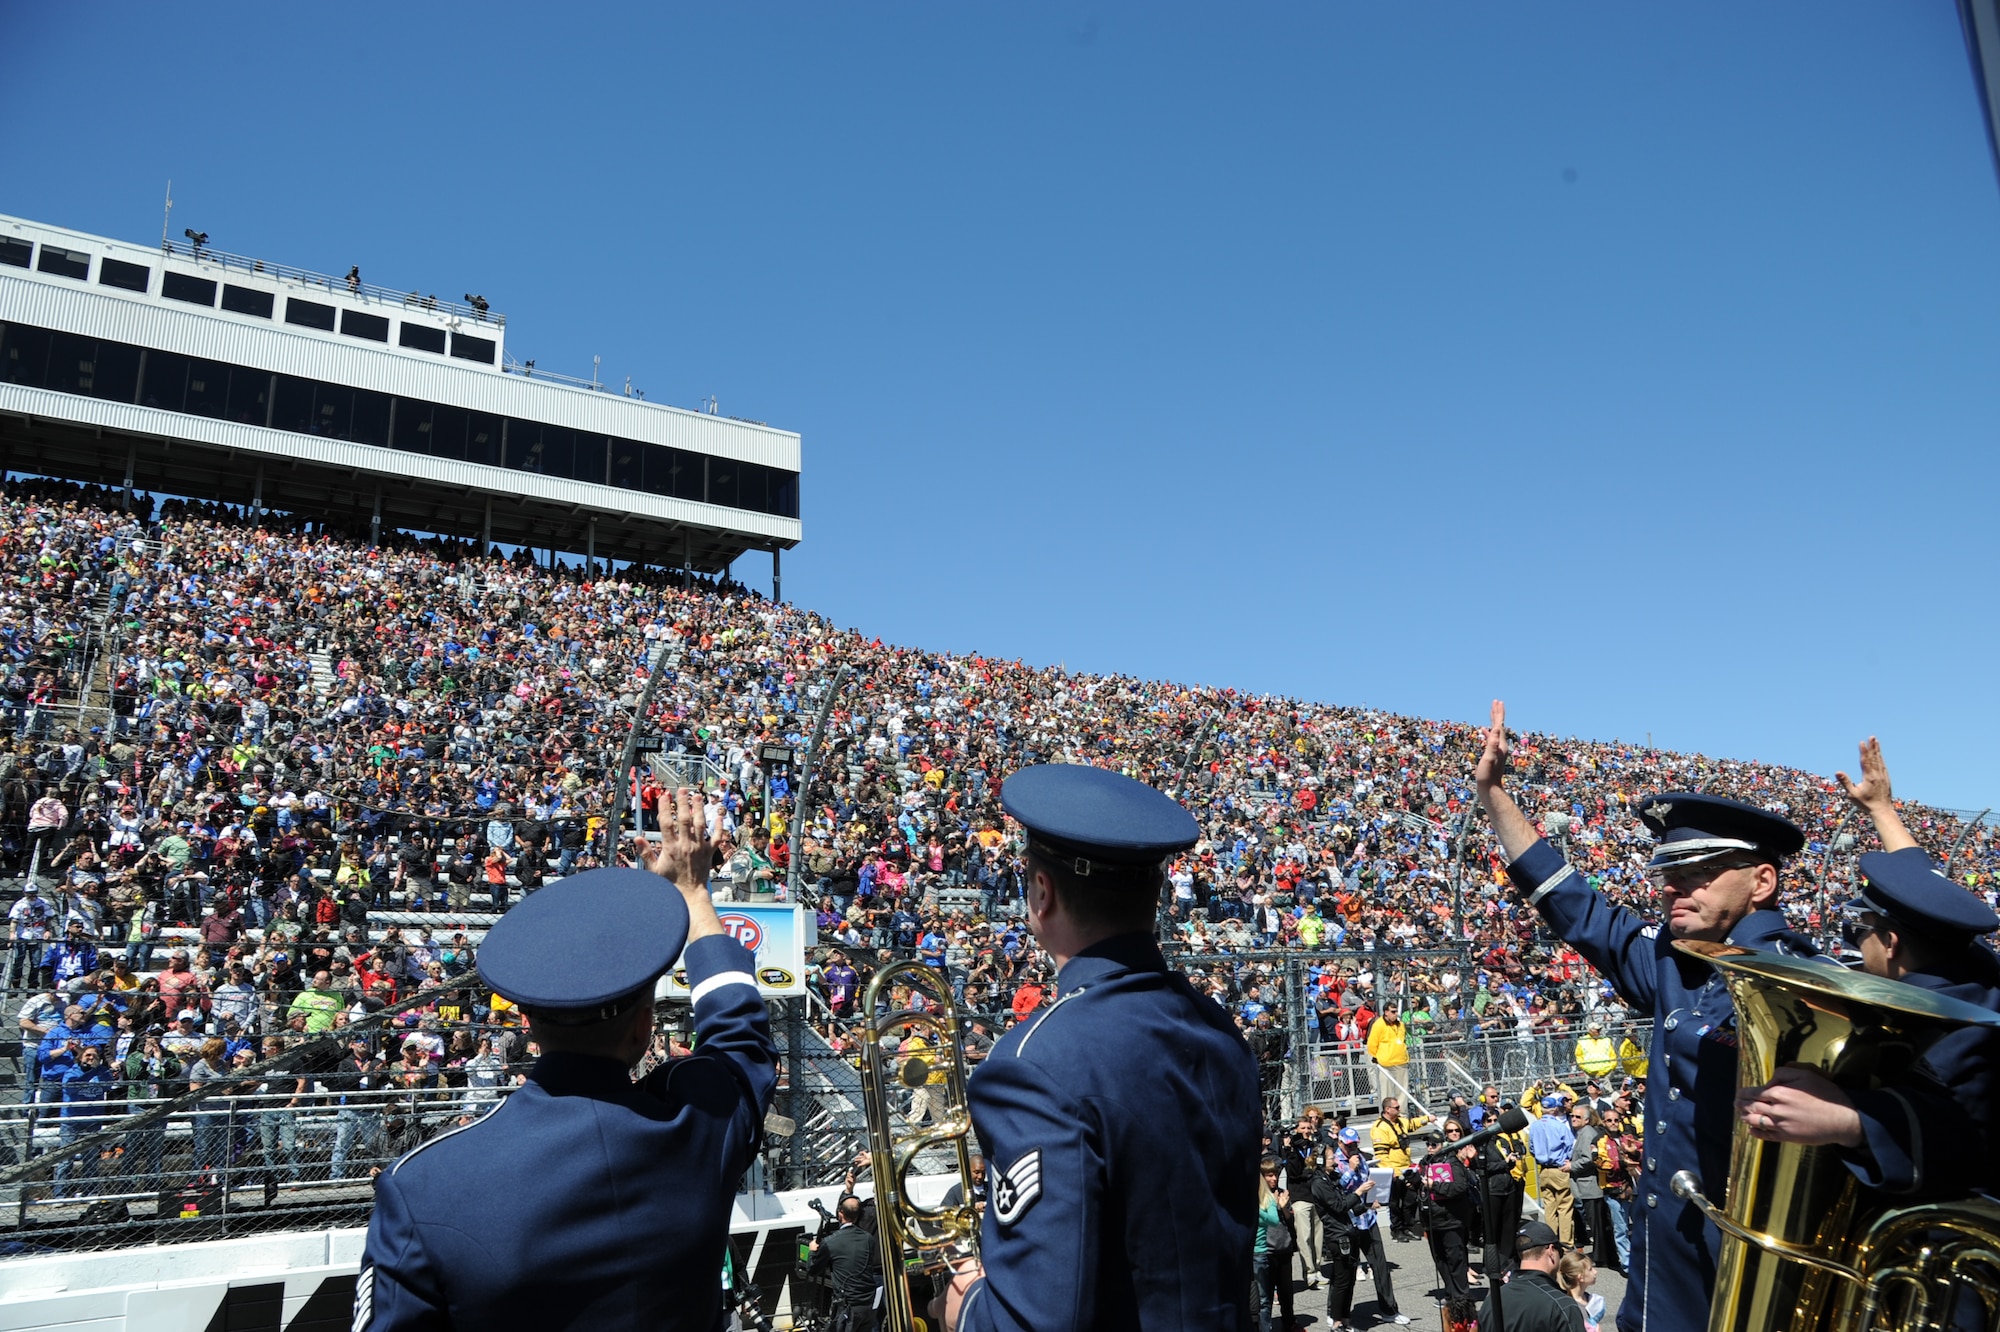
left=1, top=216, right=1997, bottom=1328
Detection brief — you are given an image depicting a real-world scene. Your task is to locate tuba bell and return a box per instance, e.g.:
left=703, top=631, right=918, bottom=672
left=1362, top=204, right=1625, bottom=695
left=856, top=959, right=982, bottom=1332
left=1669, top=940, right=2000, bottom=1332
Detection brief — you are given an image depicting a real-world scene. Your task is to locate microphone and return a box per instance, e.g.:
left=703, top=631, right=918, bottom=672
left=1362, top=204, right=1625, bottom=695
left=1418, top=1106, right=1530, bottom=1164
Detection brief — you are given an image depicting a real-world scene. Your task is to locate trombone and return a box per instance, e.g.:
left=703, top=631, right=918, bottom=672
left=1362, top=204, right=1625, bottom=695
left=856, top=959, right=982, bottom=1332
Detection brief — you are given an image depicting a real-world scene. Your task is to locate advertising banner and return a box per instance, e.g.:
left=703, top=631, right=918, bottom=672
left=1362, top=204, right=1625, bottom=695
left=658, top=903, right=808, bottom=999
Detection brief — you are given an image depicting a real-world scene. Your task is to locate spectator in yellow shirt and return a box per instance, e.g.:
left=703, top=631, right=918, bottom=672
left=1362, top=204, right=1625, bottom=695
left=1574, top=1019, right=1617, bottom=1079
left=1366, top=1002, right=1412, bottom=1107
left=1370, top=1094, right=1432, bottom=1242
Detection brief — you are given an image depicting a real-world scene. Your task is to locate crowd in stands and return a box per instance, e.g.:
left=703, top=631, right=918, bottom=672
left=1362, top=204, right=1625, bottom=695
left=4, top=472, right=1998, bottom=1195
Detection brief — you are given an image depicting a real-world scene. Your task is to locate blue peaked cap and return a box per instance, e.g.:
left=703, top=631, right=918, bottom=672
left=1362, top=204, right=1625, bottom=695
left=1002, top=764, right=1199, bottom=873
left=1639, top=792, right=1805, bottom=872
left=1850, top=847, right=1999, bottom=938
left=477, top=868, right=690, bottom=1019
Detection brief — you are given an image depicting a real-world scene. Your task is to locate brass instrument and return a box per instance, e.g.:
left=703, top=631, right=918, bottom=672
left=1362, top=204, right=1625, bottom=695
left=857, top=959, right=982, bottom=1332
left=1668, top=940, right=2000, bottom=1332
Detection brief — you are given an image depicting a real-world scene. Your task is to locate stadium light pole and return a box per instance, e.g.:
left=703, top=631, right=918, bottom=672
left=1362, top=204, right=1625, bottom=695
left=1813, top=811, right=1855, bottom=954
left=603, top=637, right=678, bottom=864
left=787, top=664, right=854, bottom=902
left=1944, top=808, right=1992, bottom=878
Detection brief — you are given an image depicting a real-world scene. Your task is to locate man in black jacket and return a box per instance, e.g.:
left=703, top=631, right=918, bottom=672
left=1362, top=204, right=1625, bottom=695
left=807, top=1195, right=883, bottom=1331
left=1480, top=1220, right=1584, bottom=1332
left=1475, top=1104, right=1527, bottom=1278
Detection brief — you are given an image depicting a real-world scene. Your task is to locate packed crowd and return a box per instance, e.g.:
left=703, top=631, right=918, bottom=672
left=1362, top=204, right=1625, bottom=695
left=4, top=473, right=1996, bottom=1195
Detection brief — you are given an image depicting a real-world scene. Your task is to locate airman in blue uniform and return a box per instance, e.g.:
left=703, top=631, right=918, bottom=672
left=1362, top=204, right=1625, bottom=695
left=1736, top=739, right=2000, bottom=1198
left=1475, top=701, right=1824, bottom=1332
left=357, top=790, right=776, bottom=1331
left=939, top=764, right=1262, bottom=1332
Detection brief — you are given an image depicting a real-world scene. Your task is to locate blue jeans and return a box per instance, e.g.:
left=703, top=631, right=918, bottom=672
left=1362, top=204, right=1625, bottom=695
left=1254, top=1251, right=1293, bottom=1332
left=191, top=1111, right=230, bottom=1179
left=55, top=1120, right=102, bottom=1197
left=259, top=1108, right=300, bottom=1182
left=332, top=1107, right=381, bottom=1178
left=1608, top=1196, right=1631, bottom=1270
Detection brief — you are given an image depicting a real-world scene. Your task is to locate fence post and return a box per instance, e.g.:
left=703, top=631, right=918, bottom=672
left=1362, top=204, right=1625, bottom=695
left=786, top=998, right=805, bottom=1190
left=1286, top=956, right=1309, bottom=1120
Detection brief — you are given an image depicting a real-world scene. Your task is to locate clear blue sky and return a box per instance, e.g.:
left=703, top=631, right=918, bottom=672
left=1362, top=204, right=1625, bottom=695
left=7, top=3, right=1998, bottom=808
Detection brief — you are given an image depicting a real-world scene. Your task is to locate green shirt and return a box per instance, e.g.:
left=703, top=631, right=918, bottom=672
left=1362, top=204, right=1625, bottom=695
left=286, top=988, right=343, bottom=1034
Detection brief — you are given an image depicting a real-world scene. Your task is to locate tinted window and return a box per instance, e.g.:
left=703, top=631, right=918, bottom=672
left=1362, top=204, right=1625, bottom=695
left=161, top=272, right=217, bottom=306
left=99, top=258, right=150, bottom=292
left=0, top=237, right=30, bottom=269
left=184, top=359, right=232, bottom=418
left=43, top=332, right=98, bottom=395
left=735, top=462, right=769, bottom=515
left=505, top=420, right=543, bottom=471
left=573, top=433, right=607, bottom=484
left=392, top=398, right=432, bottom=452
left=341, top=310, right=390, bottom=343
left=537, top=425, right=574, bottom=478
left=314, top=383, right=353, bottom=439
left=450, top=332, right=495, bottom=364
left=220, top=285, right=275, bottom=318
left=285, top=298, right=336, bottom=331
left=707, top=458, right=738, bottom=510
left=608, top=437, right=640, bottom=489
left=352, top=390, right=392, bottom=447
left=399, top=323, right=446, bottom=353
left=465, top=412, right=502, bottom=467
left=1, top=324, right=53, bottom=386
left=428, top=405, right=468, bottom=459
left=92, top=342, right=143, bottom=404
left=36, top=246, right=89, bottom=280
left=769, top=470, right=799, bottom=519
left=272, top=375, right=314, bottom=433
left=672, top=449, right=704, bottom=501
left=227, top=369, right=271, bottom=425
left=140, top=349, right=191, bottom=412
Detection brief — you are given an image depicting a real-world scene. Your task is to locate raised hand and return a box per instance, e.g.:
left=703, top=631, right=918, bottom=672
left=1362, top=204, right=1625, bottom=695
left=639, top=787, right=726, bottom=942
left=1474, top=699, right=1511, bottom=795
left=1836, top=737, right=1892, bottom=813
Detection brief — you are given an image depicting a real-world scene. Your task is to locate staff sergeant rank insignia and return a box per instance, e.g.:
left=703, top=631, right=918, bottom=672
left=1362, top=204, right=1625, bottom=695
left=993, top=1149, right=1042, bottom=1227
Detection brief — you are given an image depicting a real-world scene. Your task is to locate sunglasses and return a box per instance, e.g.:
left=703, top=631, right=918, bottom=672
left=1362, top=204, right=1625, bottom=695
left=1840, top=908, right=1890, bottom=951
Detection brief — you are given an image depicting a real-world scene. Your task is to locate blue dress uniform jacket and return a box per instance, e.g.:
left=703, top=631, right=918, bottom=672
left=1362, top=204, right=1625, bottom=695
left=1505, top=840, right=1823, bottom=1332
left=957, top=933, right=1261, bottom=1332
left=1848, top=947, right=2000, bottom=1198
left=357, top=935, right=776, bottom=1331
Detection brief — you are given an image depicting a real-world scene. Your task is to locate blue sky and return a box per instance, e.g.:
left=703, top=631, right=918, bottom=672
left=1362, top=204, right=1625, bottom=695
left=6, top=4, right=1998, bottom=808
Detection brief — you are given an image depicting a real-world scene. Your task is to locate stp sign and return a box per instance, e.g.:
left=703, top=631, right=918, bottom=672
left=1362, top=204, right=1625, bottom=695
left=718, top=914, right=763, bottom=952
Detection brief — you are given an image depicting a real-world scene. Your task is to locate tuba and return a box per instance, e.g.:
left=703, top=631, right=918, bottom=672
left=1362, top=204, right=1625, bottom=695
left=1669, top=940, right=2000, bottom=1332
left=856, top=959, right=983, bottom=1332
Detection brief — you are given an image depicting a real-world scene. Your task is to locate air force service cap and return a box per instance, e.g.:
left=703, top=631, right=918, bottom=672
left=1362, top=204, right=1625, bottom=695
left=1002, top=764, right=1199, bottom=880
left=1848, top=847, right=2000, bottom=939
left=1640, top=792, right=1806, bottom=874
left=477, top=867, right=690, bottom=1024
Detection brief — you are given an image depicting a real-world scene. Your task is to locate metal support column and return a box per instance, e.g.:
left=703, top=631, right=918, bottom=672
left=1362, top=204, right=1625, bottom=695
left=121, top=442, right=137, bottom=510
left=251, top=460, right=264, bottom=518
left=586, top=516, right=596, bottom=577
left=786, top=999, right=805, bottom=1189
left=370, top=484, right=382, bottom=547
left=481, top=497, right=492, bottom=556
left=682, top=528, right=692, bottom=590
left=773, top=546, right=782, bottom=604
left=787, top=665, right=855, bottom=900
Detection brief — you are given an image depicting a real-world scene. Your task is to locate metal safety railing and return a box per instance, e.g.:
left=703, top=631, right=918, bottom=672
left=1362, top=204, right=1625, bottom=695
left=158, top=239, right=503, bottom=327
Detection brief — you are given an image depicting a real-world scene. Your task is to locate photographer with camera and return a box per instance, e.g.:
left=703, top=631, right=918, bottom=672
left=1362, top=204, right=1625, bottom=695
left=807, top=1195, right=883, bottom=1332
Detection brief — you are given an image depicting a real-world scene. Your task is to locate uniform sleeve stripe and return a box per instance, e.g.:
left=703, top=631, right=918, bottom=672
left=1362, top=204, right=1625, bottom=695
left=1527, top=865, right=1574, bottom=907
left=689, top=970, right=757, bottom=1005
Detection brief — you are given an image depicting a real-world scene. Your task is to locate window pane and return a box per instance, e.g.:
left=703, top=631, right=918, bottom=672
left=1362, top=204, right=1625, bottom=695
left=352, top=390, right=391, bottom=447
left=43, top=331, right=98, bottom=395
left=769, top=470, right=798, bottom=519
left=608, top=437, right=640, bottom=489
left=428, top=404, right=468, bottom=459
left=140, top=349, right=190, bottom=412
left=184, top=359, right=231, bottom=418
left=314, top=383, right=353, bottom=438
left=341, top=310, right=390, bottom=342
left=272, top=375, right=314, bottom=433
left=537, top=425, right=573, bottom=478
left=505, top=419, right=542, bottom=471
left=220, top=284, right=275, bottom=318
left=450, top=332, right=495, bottom=363
left=671, top=449, right=704, bottom=501
left=573, top=432, right=607, bottom=483
left=227, top=369, right=270, bottom=425
left=99, top=258, right=150, bottom=292
left=707, top=459, right=737, bottom=510
left=286, top=298, right=336, bottom=331
left=399, top=323, right=446, bottom=353
left=92, top=341, right=142, bottom=403
left=465, top=412, right=502, bottom=467
left=36, top=246, right=90, bottom=280
left=162, top=272, right=217, bottom=306
left=392, top=398, right=432, bottom=452
left=736, top=462, right=769, bottom=515
left=0, top=238, right=30, bottom=269
left=1, top=324, right=52, bottom=387
left=639, top=442, right=674, bottom=496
